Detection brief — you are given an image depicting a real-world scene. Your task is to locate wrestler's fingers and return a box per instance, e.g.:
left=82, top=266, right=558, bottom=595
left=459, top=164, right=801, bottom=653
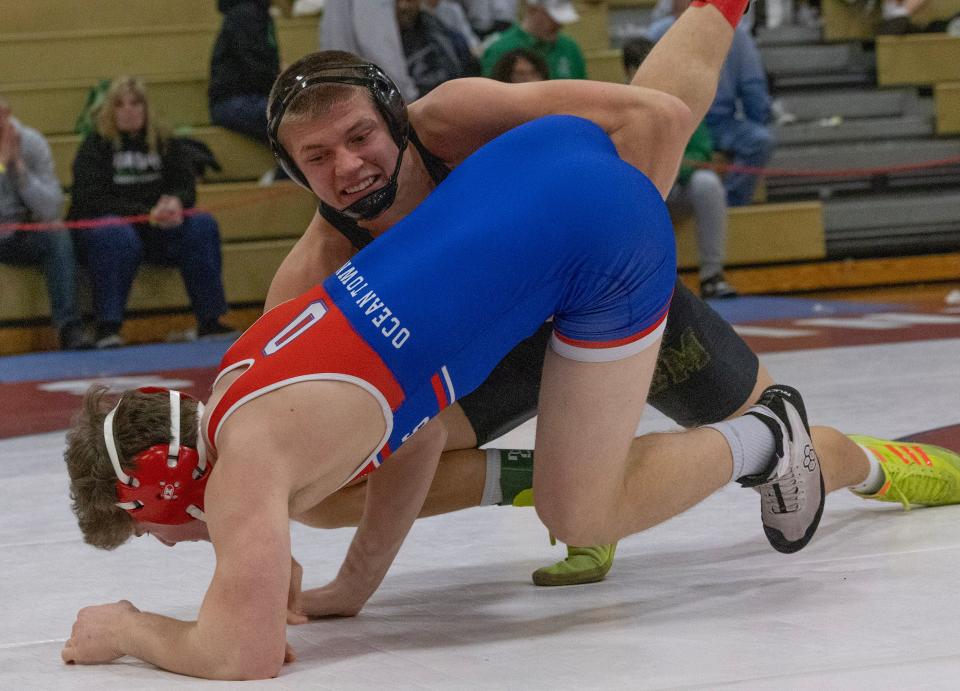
left=284, top=642, right=297, bottom=664
left=286, top=609, right=308, bottom=625
left=61, top=642, right=75, bottom=664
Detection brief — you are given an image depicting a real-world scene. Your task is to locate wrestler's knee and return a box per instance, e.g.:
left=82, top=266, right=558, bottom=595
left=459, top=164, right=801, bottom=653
left=726, top=363, right=777, bottom=419
left=534, top=496, right=614, bottom=546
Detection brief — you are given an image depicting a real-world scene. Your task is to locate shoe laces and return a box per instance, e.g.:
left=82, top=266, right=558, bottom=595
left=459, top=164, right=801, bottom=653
left=885, top=466, right=952, bottom=511
left=761, top=470, right=800, bottom=514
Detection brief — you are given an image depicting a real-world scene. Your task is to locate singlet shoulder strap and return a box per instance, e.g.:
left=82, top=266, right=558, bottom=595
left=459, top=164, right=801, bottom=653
left=318, top=204, right=375, bottom=251
left=408, top=127, right=452, bottom=185
left=320, top=126, right=452, bottom=252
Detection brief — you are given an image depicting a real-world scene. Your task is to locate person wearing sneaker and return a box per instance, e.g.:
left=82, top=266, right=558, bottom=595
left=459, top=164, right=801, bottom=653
left=0, top=98, right=92, bottom=351
left=68, top=77, right=231, bottom=349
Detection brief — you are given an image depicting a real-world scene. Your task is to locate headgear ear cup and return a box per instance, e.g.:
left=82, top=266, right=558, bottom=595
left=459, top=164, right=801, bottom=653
left=266, top=61, right=410, bottom=221
left=103, top=388, right=212, bottom=525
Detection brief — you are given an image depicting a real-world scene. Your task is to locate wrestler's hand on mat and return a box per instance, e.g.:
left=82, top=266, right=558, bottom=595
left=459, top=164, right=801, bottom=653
left=297, top=579, right=369, bottom=619
left=286, top=556, right=309, bottom=625
left=61, top=600, right=139, bottom=665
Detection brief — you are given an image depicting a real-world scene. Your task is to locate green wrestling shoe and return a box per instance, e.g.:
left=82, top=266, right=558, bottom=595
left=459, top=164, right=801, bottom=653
left=532, top=543, right=617, bottom=587
left=850, top=435, right=960, bottom=509
left=504, top=473, right=618, bottom=586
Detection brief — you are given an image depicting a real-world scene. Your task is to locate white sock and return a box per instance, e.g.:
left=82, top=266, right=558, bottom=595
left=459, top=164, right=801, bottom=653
left=851, top=444, right=885, bottom=494
left=480, top=448, right=502, bottom=506
left=706, top=414, right=779, bottom=482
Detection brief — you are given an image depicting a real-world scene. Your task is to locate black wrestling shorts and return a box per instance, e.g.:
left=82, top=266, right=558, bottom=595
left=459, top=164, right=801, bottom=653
left=457, top=277, right=759, bottom=445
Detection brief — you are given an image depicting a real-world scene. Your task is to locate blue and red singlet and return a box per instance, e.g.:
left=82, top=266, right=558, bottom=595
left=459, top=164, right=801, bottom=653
left=206, top=115, right=676, bottom=481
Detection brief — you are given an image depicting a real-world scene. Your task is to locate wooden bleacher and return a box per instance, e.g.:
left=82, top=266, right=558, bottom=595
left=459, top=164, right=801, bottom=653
left=680, top=251, right=960, bottom=295
left=0, top=182, right=314, bottom=323
left=935, top=82, right=960, bottom=135
left=2, top=0, right=958, bottom=355
left=823, top=0, right=960, bottom=41
left=569, top=1, right=627, bottom=83
left=876, top=33, right=960, bottom=86
left=48, top=128, right=278, bottom=185
left=674, top=201, right=825, bottom=269
left=0, top=19, right=317, bottom=86
left=2, top=74, right=210, bottom=135
left=0, top=2, right=337, bottom=353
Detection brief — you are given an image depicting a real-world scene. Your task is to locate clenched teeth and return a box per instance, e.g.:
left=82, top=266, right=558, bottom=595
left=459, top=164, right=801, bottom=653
left=345, top=176, right=376, bottom=194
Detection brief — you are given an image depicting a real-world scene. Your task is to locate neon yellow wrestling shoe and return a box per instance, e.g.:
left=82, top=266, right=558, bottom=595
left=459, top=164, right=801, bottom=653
left=849, top=435, right=960, bottom=509
left=532, top=543, right=618, bottom=587
left=509, top=488, right=618, bottom=586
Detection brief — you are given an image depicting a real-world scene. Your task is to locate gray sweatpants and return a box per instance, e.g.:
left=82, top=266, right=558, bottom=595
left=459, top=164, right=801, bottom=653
left=668, top=169, right=728, bottom=281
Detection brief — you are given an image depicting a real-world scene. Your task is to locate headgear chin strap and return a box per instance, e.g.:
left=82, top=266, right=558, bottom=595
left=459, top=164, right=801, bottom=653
left=266, top=61, right=409, bottom=222
left=103, top=388, right=211, bottom=525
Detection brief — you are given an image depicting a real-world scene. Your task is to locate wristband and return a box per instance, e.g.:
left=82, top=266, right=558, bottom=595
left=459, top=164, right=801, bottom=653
left=691, top=0, right=749, bottom=28
left=0, top=162, right=6, bottom=175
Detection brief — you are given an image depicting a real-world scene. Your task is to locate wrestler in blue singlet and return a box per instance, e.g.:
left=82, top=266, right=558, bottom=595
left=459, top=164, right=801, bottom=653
left=323, top=114, right=676, bottom=452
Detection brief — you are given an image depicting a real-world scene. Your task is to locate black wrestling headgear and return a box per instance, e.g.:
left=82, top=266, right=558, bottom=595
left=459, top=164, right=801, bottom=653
left=267, top=60, right=409, bottom=222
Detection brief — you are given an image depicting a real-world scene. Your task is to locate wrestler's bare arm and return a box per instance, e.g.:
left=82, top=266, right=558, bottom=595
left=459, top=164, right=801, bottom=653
left=411, top=78, right=692, bottom=197
left=265, top=213, right=356, bottom=310
left=296, top=419, right=447, bottom=617
left=62, top=455, right=293, bottom=680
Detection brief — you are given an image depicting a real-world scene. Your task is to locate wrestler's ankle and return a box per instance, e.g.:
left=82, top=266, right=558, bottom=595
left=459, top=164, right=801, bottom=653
left=691, top=0, right=749, bottom=28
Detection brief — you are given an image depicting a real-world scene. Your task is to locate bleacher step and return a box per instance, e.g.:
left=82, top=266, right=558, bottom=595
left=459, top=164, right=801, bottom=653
left=776, top=88, right=920, bottom=122
left=824, top=190, right=960, bottom=257
left=0, top=0, right=221, bottom=34
left=761, top=43, right=871, bottom=77
left=2, top=74, right=209, bottom=137
left=0, top=239, right=295, bottom=323
left=776, top=114, right=935, bottom=146
left=755, top=25, right=823, bottom=46
left=0, top=18, right=317, bottom=85
left=766, top=138, right=960, bottom=195
left=680, top=252, right=960, bottom=296
left=49, top=127, right=277, bottom=185
left=673, top=202, right=824, bottom=269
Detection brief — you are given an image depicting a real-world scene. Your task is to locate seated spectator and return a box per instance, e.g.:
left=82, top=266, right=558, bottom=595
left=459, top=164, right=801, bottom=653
left=624, top=38, right=736, bottom=299
left=68, top=77, right=233, bottom=349
left=0, top=98, right=90, bottom=350
left=319, top=0, right=419, bottom=102
left=648, top=0, right=774, bottom=207
left=396, top=0, right=481, bottom=97
left=424, top=0, right=483, bottom=55
left=462, top=0, right=519, bottom=37
left=208, top=0, right=279, bottom=144
left=481, top=0, right=586, bottom=80
left=489, top=47, right=550, bottom=82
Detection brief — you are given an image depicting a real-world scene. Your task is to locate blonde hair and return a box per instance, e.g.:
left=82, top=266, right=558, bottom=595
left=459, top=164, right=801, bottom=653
left=94, top=76, right=166, bottom=151
left=63, top=385, right=200, bottom=549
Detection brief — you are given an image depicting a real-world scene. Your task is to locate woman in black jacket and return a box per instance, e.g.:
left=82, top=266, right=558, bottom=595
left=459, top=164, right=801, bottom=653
left=69, top=77, right=232, bottom=348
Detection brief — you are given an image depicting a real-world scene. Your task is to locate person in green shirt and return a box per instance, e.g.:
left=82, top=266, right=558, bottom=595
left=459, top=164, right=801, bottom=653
left=481, top=0, right=587, bottom=79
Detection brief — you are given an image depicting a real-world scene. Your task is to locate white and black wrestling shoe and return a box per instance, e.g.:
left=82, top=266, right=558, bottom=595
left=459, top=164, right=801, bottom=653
left=737, top=385, right=825, bottom=554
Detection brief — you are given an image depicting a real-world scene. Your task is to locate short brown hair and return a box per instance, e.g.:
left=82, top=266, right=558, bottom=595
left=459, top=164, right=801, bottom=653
left=64, top=386, right=200, bottom=549
left=489, top=48, right=550, bottom=83
left=269, top=50, right=380, bottom=131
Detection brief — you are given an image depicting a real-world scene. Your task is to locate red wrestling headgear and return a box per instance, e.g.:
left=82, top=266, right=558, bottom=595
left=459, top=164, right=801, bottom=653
left=102, top=387, right=211, bottom=525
